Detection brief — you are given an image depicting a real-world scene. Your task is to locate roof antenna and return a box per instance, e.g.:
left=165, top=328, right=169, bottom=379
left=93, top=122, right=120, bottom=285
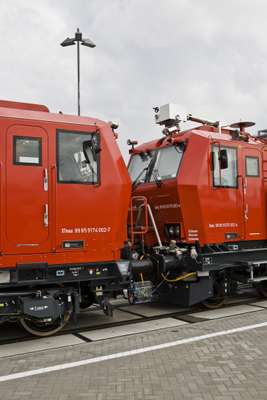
left=230, top=121, right=255, bottom=133
left=229, top=121, right=255, bottom=141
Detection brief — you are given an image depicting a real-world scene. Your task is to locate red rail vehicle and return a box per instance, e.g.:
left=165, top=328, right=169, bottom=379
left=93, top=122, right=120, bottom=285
left=0, top=100, right=131, bottom=336
left=127, top=104, right=267, bottom=307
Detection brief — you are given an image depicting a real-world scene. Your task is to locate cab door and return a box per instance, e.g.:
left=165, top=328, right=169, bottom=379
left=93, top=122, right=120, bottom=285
left=55, top=129, right=101, bottom=256
left=4, top=125, right=50, bottom=254
left=242, top=148, right=265, bottom=240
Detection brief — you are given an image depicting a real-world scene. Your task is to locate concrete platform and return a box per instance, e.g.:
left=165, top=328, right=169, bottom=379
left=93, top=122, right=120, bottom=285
left=118, top=302, right=188, bottom=317
left=0, top=334, right=83, bottom=358
left=64, top=307, right=141, bottom=331
left=251, top=299, right=267, bottom=308
left=190, top=303, right=263, bottom=319
left=81, top=317, right=188, bottom=341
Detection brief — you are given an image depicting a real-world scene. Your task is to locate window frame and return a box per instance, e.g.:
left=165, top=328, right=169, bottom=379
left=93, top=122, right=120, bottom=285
left=13, top=135, right=42, bottom=166
left=149, top=145, right=184, bottom=183
left=128, top=143, right=184, bottom=184
left=212, top=144, right=238, bottom=189
left=56, top=129, right=100, bottom=185
left=128, top=150, right=155, bottom=184
left=245, top=156, right=260, bottom=177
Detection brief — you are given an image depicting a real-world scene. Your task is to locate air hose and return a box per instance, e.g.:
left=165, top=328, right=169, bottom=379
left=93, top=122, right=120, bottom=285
left=161, top=272, right=196, bottom=283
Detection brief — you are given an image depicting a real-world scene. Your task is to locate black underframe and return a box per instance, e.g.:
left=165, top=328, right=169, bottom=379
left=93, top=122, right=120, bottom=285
left=0, top=261, right=129, bottom=291
left=197, top=240, right=267, bottom=271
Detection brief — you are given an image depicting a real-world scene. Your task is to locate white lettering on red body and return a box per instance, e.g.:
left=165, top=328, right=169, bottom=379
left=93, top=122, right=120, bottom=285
left=61, top=227, right=112, bottom=234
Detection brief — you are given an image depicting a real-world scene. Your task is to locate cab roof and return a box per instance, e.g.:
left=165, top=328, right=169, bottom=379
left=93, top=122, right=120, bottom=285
left=0, top=99, right=107, bottom=128
left=131, top=124, right=260, bottom=154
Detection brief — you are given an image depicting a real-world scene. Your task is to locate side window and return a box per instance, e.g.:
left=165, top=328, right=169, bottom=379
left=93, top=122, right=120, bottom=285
left=212, top=145, right=238, bottom=188
left=246, top=156, right=259, bottom=177
left=57, top=131, right=99, bottom=184
left=14, top=136, right=42, bottom=166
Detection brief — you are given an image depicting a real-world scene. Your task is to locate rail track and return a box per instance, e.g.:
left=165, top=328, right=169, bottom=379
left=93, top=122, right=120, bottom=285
left=0, top=286, right=264, bottom=347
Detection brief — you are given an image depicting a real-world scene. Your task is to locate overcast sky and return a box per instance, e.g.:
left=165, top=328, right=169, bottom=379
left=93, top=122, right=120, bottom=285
left=1, top=0, right=267, bottom=160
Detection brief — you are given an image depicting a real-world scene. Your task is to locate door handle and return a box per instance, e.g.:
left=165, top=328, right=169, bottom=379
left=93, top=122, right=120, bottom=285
left=44, top=204, right=48, bottom=227
left=244, top=203, right=249, bottom=221
left=43, top=168, right=48, bottom=192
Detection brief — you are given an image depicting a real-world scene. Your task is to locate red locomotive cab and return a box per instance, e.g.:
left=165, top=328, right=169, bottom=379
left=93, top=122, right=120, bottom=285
left=129, top=121, right=266, bottom=247
left=128, top=104, right=267, bottom=308
left=0, top=100, right=131, bottom=335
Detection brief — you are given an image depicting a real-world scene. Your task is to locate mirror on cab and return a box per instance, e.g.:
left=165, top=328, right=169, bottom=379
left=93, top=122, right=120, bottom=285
left=219, top=149, right=228, bottom=170
left=83, top=135, right=101, bottom=162
left=211, top=148, right=228, bottom=171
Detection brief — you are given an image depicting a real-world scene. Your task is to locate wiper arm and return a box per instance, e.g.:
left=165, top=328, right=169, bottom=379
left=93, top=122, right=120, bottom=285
left=132, top=166, right=148, bottom=189
left=152, top=169, right=162, bottom=188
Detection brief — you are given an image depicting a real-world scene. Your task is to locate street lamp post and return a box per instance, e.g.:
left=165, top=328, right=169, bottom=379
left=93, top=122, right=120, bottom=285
left=61, top=28, right=96, bottom=116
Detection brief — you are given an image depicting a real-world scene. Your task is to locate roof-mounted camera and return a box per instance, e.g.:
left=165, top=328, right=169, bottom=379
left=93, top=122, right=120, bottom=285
left=154, top=103, right=220, bottom=136
left=154, top=104, right=188, bottom=130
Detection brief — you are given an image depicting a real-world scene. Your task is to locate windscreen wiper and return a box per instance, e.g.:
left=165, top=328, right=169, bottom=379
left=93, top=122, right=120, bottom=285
left=132, top=166, right=149, bottom=189
left=152, top=169, right=162, bottom=187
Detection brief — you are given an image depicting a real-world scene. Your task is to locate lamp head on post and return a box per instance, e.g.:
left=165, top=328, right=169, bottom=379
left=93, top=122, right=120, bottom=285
left=60, top=28, right=96, bottom=116
left=60, top=37, right=76, bottom=47
left=60, top=28, right=96, bottom=47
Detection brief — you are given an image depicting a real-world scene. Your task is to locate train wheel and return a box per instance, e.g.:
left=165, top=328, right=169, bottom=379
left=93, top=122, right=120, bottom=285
left=202, top=294, right=225, bottom=309
left=20, top=311, right=71, bottom=337
left=202, top=272, right=226, bottom=309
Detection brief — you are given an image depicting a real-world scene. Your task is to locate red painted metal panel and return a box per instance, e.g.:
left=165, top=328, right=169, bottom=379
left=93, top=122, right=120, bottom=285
left=0, top=104, right=131, bottom=269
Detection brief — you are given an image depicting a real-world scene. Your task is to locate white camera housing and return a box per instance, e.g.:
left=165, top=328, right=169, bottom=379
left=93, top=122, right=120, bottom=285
left=154, top=104, right=188, bottom=125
